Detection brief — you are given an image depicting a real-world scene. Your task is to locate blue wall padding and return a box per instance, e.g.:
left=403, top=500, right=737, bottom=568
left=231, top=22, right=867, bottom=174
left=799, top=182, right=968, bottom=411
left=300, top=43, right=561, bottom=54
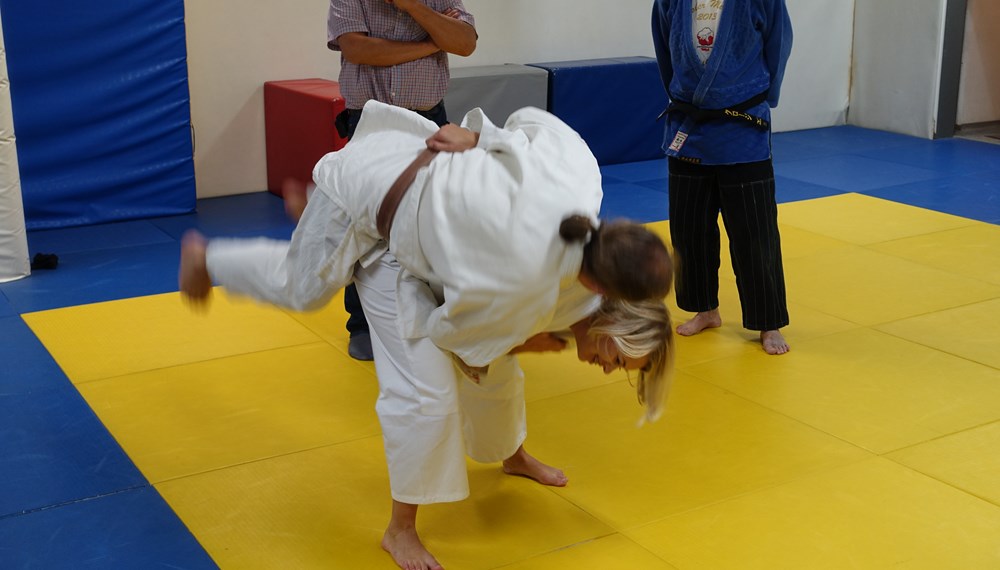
left=0, top=0, right=195, bottom=229
left=528, top=57, right=667, bottom=165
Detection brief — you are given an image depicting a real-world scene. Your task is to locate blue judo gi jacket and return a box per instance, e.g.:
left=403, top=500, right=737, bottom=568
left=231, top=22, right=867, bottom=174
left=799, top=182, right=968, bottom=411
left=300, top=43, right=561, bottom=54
left=652, top=0, right=793, bottom=165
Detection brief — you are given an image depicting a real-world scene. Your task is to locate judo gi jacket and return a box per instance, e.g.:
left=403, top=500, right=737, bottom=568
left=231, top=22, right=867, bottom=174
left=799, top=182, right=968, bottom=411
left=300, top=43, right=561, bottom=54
left=652, top=0, right=793, bottom=165
left=208, top=101, right=603, bottom=367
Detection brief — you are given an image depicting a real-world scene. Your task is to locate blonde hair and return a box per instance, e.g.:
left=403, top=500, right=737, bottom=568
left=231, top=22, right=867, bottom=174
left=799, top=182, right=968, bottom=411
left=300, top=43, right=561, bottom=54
left=588, top=297, right=675, bottom=423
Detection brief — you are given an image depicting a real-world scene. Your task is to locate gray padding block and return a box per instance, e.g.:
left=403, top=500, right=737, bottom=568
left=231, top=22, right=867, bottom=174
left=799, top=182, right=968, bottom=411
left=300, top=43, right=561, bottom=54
left=445, top=64, right=549, bottom=125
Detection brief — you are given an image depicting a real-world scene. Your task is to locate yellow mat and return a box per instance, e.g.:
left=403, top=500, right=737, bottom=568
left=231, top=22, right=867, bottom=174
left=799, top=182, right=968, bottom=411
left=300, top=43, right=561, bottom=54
left=627, top=458, right=1000, bottom=569
left=24, top=194, right=1000, bottom=568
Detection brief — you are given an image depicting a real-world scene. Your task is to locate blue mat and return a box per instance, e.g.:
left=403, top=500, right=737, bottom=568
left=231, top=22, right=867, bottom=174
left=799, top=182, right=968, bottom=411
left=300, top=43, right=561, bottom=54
left=529, top=57, right=667, bottom=165
left=0, top=0, right=196, bottom=229
left=775, top=154, right=942, bottom=193
left=0, top=242, right=182, bottom=313
left=601, top=159, right=667, bottom=185
left=0, top=316, right=68, bottom=395
left=855, top=138, right=1000, bottom=177
left=864, top=173, right=1000, bottom=224
left=151, top=192, right=295, bottom=240
left=27, top=220, right=175, bottom=257
left=0, top=487, right=217, bottom=569
left=600, top=181, right=670, bottom=223
left=773, top=125, right=925, bottom=154
left=0, top=383, right=146, bottom=517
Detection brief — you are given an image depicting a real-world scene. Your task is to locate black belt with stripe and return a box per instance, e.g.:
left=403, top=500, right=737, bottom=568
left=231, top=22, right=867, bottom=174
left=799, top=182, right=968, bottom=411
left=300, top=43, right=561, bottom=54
left=660, top=91, right=770, bottom=130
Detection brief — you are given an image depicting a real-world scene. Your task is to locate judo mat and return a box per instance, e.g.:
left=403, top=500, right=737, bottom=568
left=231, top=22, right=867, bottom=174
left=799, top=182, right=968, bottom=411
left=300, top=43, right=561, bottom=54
left=3, top=126, right=1000, bottom=568
left=528, top=57, right=666, bottom=165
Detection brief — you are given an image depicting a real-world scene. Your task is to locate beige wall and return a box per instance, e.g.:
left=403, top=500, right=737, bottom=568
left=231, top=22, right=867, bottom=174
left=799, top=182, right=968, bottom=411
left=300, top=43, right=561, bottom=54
left=185, top=1, right=333, bottom=198
left=184, top=0, right=855, bottom=198
left=957, top=0, right=1000, bottom=126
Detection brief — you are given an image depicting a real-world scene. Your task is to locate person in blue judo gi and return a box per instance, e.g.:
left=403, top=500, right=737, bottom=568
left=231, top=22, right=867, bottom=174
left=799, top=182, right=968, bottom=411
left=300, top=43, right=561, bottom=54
left=652, top=0, right=792, bottom=354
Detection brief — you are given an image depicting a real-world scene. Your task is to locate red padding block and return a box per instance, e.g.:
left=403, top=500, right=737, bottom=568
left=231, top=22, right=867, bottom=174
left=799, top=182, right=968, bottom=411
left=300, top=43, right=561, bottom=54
left=264, top=79, right=347, bottom=196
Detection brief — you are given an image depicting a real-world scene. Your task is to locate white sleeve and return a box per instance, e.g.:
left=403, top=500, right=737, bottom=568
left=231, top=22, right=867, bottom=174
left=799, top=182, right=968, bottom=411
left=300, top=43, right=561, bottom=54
left=460, top=107, right=531, bottom=155
left=426, top=286, right=555, bottom=368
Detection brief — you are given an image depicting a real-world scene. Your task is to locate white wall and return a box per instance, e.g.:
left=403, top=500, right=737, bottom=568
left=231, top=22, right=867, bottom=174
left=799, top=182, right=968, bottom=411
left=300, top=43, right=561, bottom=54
left=461, top=0, right=655, bottom=65
left=773, top=0, right=854, bottom=132
left=957, top=0, right=1000, bottom=126
left=849, top=0, right=947, bottom=138
left=184, top=0, right=856, bottom=198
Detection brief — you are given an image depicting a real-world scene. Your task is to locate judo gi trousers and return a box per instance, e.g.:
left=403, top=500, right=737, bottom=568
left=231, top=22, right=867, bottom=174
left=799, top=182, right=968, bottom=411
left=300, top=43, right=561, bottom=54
left=354, top=253, right=527, bottom=505
left=667, top=157, right=789, bottom=331
left=205, top=198, right=527, bottom=504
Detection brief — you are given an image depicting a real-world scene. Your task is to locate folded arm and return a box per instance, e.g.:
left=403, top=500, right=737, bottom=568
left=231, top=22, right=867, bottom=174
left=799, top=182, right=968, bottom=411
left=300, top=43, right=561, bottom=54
left=392, top=0, right=477, bottom=56
left=336, top=32, right=440, bottom=66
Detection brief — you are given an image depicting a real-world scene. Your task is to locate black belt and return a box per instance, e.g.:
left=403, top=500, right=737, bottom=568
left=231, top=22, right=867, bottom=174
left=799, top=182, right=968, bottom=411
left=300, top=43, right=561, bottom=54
left=660, top=91, right=770, bottom=130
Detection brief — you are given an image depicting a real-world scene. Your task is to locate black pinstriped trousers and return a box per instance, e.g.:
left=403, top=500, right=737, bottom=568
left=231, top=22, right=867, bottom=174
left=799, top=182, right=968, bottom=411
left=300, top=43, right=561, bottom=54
left=667, top=157, right=789, bottom=331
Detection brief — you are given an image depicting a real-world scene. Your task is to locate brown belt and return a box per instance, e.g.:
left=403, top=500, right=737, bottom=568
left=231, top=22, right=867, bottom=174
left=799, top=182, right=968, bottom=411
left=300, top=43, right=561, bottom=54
left=376, top=148, right=439, bottom=240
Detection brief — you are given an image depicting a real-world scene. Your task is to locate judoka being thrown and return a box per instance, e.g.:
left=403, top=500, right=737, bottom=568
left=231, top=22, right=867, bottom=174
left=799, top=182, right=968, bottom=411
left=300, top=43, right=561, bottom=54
left=179, top=101, right=674, bottom=570
left=180, top=100, right=672, bottom=384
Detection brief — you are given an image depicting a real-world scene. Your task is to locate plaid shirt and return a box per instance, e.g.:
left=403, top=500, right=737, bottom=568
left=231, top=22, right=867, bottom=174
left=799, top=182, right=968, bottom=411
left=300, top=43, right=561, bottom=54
left=328, top=0, right=475, bottom=110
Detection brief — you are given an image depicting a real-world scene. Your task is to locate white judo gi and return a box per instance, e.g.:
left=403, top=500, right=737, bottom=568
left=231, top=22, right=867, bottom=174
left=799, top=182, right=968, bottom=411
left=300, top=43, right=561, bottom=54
left=208, top=100, right=603, bottom=367
left=204, top=101, right=604, bottom=503
left=356, top=252, right=598, bottom=504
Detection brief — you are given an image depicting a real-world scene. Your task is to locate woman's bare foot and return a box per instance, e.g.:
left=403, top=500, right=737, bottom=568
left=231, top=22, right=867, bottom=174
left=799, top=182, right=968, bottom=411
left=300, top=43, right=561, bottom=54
left=381, top=525, right=443, bottom=570
left=502, top=445, right=568, bottom=487
left=282, top=178, right=308, bottom=223
left=761, top=330, right=790, bottom=355
left=178, top=230, right=212, bottom=303
left=676, top=309, right=722, bottom=336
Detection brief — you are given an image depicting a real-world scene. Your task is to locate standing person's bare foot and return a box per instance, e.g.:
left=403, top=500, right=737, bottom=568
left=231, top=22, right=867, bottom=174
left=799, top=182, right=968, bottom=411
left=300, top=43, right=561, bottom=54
left=178, top=230, right=212, bottom=304
left=761, top=329, right=790, bottom=355
left=282, top=178, right=308, bottom=223
left=382, top=524, right=443, bottom=570
left=676, top=309, right=722, bottom=336
left=502, top=445, right=568, bottom=487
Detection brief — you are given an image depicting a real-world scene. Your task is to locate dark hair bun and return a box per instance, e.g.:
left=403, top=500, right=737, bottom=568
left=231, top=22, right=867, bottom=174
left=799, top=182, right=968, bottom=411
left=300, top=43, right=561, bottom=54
left=559, top=215, right=594, bottom=242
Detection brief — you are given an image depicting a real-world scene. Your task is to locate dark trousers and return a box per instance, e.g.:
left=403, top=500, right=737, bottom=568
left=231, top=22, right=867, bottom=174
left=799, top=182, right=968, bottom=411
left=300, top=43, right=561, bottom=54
left=341, top=101, right=449, bottom=337
left=667, top=157, right=789, bottom=331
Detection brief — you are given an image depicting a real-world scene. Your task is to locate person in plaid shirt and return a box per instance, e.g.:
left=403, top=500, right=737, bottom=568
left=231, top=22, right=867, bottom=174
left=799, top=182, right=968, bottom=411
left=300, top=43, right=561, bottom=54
left=328, top=0, right=477, bottom=364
